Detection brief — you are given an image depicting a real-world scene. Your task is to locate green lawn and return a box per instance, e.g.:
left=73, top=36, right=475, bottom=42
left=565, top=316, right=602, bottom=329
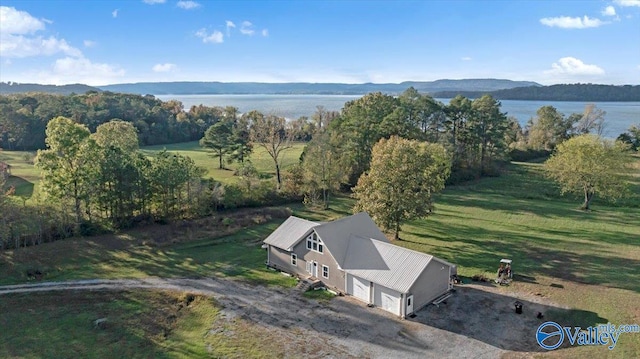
left=0, top=149, right=38, bottom=198
left=140, top=141, right=305, bottom=183
left=0, top=219, right=297, bottom=288
left=1, top=159, right=639, bottom=357
left=0, top=141, right=306, bottom=202
left=0, top=290, right=281, bottom=359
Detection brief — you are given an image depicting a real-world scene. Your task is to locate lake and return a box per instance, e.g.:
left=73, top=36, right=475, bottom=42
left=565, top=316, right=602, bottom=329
left=155, top=94, right=640, bottom=138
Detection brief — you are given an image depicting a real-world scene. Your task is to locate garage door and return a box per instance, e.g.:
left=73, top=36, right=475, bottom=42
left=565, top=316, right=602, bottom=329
left=351, top=276, right=370, bottom=303
left=375, top=285, right=400, bottom=315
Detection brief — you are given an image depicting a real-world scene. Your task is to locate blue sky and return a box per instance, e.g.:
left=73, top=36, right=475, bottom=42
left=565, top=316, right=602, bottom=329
left=1, top=0, right=639, bottom=85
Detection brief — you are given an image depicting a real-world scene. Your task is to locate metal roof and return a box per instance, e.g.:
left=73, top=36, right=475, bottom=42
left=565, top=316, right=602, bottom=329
left=313, top=212, right=389, bottom=267
left=344, top=236, right=440, bottom=294
left=263, top=216, right=319, bottom=250
left=263, top=212, right=453, bottom=294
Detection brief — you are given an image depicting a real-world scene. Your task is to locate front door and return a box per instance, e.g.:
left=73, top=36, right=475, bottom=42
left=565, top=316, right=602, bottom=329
left=312, top=261, right=318, bottom=278
left=406, top=295, right=414, bottom=315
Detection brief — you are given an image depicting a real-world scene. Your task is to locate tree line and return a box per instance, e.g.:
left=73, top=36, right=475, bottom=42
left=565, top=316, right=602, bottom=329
left=2, top=88, right=637, bottom=247
left=282, top=89, right=636, bottom=236
left=434, top=84, right=640, bottom=102
left=0, top=91, right=327, bottom=152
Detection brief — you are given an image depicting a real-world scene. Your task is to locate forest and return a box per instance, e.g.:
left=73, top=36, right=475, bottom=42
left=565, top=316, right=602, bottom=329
left=1, top=88, right=638, bottom=249
left=433, top=83, right=640, bottom=102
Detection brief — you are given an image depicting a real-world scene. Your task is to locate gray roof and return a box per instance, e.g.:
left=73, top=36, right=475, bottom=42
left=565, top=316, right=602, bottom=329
left=344, top=237, right=439, bottom=293
left=263, top=216, right=318, bottom=250
left=313, top=212, right=389, bottom=268
left=264, top=212, right=454, bottom=293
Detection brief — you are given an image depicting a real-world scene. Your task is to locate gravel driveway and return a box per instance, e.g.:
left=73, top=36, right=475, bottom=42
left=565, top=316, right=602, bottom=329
left=0, top=277, right=552, bottom=358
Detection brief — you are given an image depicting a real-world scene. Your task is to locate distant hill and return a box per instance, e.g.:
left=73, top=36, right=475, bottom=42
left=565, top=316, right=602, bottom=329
left=0, top=82, right=101, bottom=95
left=4, top=80, right=636, bottom=101
left=433, top=84, right=640, bottom=102
left=97, top=79, right=540, bottom=95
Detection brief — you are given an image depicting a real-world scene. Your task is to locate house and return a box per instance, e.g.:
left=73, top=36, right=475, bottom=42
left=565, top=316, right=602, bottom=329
left=263, top=212, right=456, bottom=318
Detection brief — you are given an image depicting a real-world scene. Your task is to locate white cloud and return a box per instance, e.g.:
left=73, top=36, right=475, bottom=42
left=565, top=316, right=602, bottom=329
left=0, top=7, right=123, bottom=86
left=540, top=15, right=607, bottom=29
left=0, top=8, right=84, bottom=58
left=112, top=9, right=119, bottom=18
left=196, top=28, right=223, bottom=43
left=47, top=56, right=125, bottom=85
left=240, top=21, right=255, bottom=35
left=614, top=0, right=640, bottom=7
left=545, top=57, right=605, bottom=76
left=0, top=6, right=45, bottom=34
left=461, top=56, right=472, bottom=61
left=226, top=20, right=235, bottom=36
left=1, top=34, right=82, bottom=58
left=262, top=29, right=269, bottom=37
left=143, top=0, right=166, bottom=4
left=177, top=1, right=200, bottom=9
left=152, top=63, right=176, bottom=72
left=602, top=6, right=617, bottom=16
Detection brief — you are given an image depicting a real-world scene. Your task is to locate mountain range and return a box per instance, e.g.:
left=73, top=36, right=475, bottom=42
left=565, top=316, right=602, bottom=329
left=1, top=79, right=538, bottom=96
left=95, top=79, right=541, bottom=95
left=1, top=79, right=639, bottom=101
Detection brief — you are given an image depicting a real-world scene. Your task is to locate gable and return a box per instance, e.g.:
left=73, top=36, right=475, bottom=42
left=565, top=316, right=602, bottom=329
left=313, top=212, right=389, bottom=267
left=263, top=216, right=318, bottom=251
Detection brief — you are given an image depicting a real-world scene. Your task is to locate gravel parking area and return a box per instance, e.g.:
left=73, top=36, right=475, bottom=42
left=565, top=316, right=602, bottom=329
left=0, top=277, right=558, bottom=358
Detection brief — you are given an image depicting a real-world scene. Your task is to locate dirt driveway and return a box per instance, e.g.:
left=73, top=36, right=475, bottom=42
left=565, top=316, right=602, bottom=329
left=0, top=277, right=558, bottom=358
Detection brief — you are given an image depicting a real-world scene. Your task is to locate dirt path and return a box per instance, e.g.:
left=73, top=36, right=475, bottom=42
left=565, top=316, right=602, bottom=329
left=1, top=278, right=539, bottom=358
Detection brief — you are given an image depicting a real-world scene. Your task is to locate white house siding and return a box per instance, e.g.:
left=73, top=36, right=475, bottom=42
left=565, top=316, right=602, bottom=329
left=373, top=284, right=401, bottom=316
left=409, top=259, right=452, bottom=311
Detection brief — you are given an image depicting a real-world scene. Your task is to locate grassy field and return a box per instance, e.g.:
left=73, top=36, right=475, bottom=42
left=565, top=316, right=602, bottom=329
left=0, top=158, right=638, bottom=357
left=0, top=149, right=38, bottom=198
left=0, top=290, right=285, bottom=359
left=140, top=141, right=305, bottom=183
left=0, top=214, right=297, bottom=287
left=0, top=141, right=306, bottom=201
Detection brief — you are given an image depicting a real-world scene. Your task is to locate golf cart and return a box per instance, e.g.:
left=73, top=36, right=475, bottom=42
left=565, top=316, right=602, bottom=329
left=495, top=258, right=512, bottom=285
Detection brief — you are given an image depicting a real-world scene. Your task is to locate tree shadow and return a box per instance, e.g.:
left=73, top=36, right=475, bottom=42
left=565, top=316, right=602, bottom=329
left=5, top=175, right=34, bottom=198
left=403, top=219, right=640, bottom=293
left=409, top=285, right=608, bottom=352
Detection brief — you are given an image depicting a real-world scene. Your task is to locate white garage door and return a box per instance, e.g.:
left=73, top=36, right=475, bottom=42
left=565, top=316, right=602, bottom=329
left=375, top=285, right=400, bottom=315
left=351, top=276, right=370, bottom=302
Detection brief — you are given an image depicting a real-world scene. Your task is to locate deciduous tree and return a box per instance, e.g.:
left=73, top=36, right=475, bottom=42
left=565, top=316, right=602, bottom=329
left=544, top=134, right=631, bottom=210
left=35, top=116, right=96, bottom=231
left=526, top=106, right=576, bottom=150
left=353, top=136, right=451, bottom=240
left=301, top=131, right=347, bottom=209
left=249, top=114, right=292, bottom=189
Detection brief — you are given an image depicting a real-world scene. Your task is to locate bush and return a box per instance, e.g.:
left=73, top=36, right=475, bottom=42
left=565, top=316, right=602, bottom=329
left=79, top=221, right=111, bottom=236
left=508, top=148, right=551, bottom=162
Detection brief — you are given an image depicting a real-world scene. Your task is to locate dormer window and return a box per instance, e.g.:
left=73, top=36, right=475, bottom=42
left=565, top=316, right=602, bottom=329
left=306, top=232, right=324, bottom=253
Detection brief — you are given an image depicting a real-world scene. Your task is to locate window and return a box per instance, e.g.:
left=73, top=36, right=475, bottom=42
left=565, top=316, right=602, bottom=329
left=322, top=265, right=329, bottom=279
left=407, top=297, right=411, bottom=306
left=306, top=232, right=324, bottom=254
left=291, top=253, right=297, bottom=266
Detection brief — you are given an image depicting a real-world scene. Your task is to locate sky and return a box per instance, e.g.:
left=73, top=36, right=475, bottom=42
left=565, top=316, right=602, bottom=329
left=0, top=0, right=639, bottom=86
